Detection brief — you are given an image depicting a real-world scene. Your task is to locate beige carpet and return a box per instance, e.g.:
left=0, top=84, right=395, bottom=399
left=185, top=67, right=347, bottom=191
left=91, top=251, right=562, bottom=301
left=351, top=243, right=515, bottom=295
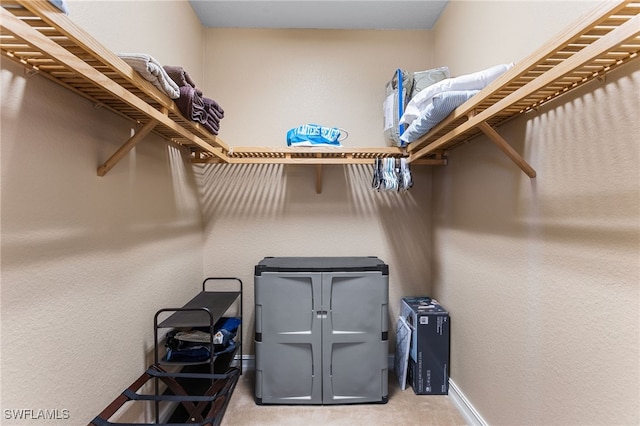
left=221, top=370, right=467, bottom=426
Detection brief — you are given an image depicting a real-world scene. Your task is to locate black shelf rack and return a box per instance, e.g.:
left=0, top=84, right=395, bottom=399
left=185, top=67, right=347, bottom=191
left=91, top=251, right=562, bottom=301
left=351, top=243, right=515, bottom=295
left=152, top=277, right=243, bottom=424
left=90, top=277, right=243, bottom=426
left=154, top=277, right=242, bottom=372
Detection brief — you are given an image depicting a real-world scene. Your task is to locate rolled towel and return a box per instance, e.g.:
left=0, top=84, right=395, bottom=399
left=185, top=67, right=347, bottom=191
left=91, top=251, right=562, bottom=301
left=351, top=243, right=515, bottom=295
left=176, top=86, right=203, bottom=121
left=176, top=86, right=220, bottom=135
left=163, top=65, right=198, bottom=90
left=118, top=53, right=180, bottom=99
left=204, top=115, right=220, bottom=135
left=163, top=65, right=225, bottom=125
left=203, top=97, right=224, bottom=120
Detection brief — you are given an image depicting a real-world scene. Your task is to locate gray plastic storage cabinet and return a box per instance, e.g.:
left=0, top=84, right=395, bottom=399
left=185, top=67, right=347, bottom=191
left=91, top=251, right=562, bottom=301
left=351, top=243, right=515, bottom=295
left=254, top=256, right=389, bottom=405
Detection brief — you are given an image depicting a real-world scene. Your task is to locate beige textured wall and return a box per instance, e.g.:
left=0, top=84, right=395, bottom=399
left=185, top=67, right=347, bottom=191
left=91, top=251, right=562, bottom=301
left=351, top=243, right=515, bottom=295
left=432, top=1, right=640, bottom=425
left=70, top=0, right=204, bottom=84
left=199, top=28, right=437, bottom=352
left=0, top=1, right=204, bottom=424
left=202, top=29, right=432, bottom=147
left=4, top=2, right=636, bottom=425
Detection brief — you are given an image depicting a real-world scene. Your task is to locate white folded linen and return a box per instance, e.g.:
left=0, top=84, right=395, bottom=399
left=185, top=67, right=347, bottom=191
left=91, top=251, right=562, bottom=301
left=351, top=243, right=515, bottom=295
left=400, top=90, right=480, bottom=145
left=118, top=53, right=180, bottom=99
left=400, top=62, right=514, bottom=125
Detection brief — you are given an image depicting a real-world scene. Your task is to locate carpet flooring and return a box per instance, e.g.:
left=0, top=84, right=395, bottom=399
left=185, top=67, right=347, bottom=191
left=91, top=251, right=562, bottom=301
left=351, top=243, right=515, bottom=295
left=221, top=370, right=468, bottom=426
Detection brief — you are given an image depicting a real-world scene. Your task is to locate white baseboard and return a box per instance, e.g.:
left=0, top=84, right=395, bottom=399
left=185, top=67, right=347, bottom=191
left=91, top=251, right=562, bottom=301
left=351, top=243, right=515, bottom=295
left=448, top=378, right=488, bottom=426
left=240, top=354, right=255, bottom=371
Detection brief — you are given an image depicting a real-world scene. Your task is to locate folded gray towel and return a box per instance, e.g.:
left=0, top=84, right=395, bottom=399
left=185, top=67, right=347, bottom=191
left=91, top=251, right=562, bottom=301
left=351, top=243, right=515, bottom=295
left=118, top=53, right=180, bottom=99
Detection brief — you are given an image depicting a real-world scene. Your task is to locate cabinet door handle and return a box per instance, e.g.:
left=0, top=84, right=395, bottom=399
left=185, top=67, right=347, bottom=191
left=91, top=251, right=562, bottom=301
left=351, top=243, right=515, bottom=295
left=316, top=310, right=328, bottom=319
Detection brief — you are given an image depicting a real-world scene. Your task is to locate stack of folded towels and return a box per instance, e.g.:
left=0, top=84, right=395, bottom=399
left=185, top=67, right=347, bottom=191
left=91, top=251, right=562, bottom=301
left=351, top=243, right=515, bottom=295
left=163, top=65, right=224, bottom=135
left=118, top=53, right=224, bottom=135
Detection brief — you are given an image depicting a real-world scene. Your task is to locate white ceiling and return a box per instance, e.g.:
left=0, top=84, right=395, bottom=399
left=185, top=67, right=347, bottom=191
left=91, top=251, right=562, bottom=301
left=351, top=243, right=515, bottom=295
left=188, top=1, right=449, bottom=30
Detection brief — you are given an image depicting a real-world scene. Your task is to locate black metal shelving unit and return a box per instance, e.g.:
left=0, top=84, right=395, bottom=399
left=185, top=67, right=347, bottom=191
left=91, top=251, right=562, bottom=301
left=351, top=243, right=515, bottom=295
left=153, top=277, right=243, bottom=424
left=90, top=277, right=243, bottom=426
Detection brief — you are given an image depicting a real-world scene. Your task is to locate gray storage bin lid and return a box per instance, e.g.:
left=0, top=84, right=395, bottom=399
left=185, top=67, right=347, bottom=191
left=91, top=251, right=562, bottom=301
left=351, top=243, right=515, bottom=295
left=255, top=256, right=388, bottom=275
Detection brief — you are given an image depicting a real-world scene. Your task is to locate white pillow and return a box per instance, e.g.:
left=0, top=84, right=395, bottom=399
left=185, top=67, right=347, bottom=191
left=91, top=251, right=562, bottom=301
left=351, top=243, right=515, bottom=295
left=399, top=90, right=480, bottom=145
left=400, top=62, right=514, bottom=125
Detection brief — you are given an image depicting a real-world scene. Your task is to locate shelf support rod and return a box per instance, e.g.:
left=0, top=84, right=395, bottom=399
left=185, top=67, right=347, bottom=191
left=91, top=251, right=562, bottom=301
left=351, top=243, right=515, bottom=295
left=315, top=153, right=323, bottom=194
left=98, top=119, right=158, bottom=176
left=478, top=121, right=536, bottom=178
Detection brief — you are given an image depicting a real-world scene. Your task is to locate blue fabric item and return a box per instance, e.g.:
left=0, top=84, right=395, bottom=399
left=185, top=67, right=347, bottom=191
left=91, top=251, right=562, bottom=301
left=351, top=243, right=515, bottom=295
left=163, top=317, right=241, bottom=363
left=399, top=90, right=480, bottom=145
left=215, top=340, right=236, bottom=356
left=215, top=317, right=241, bottom=333
left=165, top=341, right=236, bottom=361
left=287, top=124, right=342, bottom=147
left=48, top=0, right=69, bottom=14
left=166, top=346, right=210, bottom=363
